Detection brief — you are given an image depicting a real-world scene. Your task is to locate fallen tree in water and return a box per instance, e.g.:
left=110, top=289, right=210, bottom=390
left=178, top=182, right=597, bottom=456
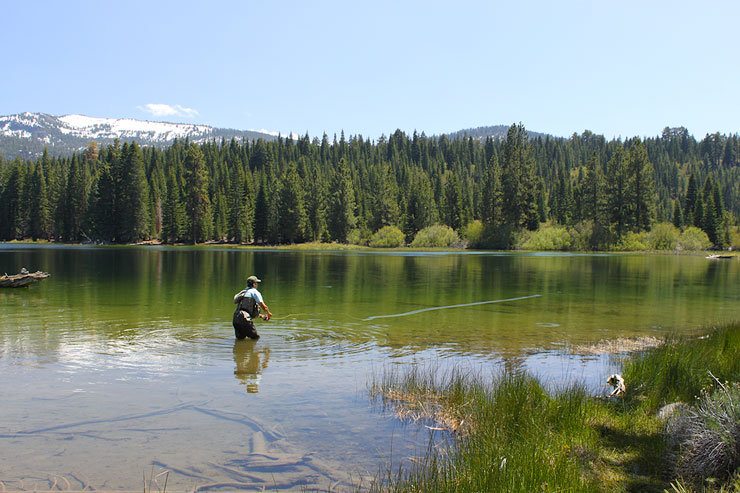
left=0, top=268, right=50, bottom=288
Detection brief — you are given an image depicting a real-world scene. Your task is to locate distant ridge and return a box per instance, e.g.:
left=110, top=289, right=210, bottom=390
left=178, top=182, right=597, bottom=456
left=0, top=112, right=557, bottom=161
left=0, top=112, right=278, bottom=159
left=442, top=124, right=551, bottom=141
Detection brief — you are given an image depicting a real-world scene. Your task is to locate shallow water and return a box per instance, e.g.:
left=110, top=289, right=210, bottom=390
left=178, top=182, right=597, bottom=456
left=1, top=245, right=739, bottom=490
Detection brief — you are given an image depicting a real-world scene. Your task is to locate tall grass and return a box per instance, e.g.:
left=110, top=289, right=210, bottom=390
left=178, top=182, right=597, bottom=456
left=370, top=365, right=602, bottom=492
left=370, top=323, right=740, bottom=492
left=623, top=325, right=740, bottom=411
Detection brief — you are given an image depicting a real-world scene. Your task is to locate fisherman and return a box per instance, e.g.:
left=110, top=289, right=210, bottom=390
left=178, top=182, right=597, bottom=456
left=233, top=275, right=273, bottom=340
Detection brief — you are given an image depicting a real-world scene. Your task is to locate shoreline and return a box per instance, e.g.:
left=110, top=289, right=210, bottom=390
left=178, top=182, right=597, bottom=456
left=0, top=238, right=728, bottom=257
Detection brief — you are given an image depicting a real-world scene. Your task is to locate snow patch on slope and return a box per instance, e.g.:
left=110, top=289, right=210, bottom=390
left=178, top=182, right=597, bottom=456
left=58, top=114, right=214, bottom=141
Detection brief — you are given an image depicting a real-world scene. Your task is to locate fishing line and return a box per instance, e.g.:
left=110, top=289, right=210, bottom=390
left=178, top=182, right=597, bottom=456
left=363, top=294, right=543, bottom=321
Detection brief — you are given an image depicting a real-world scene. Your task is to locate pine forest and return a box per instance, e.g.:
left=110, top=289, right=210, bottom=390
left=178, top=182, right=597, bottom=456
left=1, top=124, right=739, bottom=251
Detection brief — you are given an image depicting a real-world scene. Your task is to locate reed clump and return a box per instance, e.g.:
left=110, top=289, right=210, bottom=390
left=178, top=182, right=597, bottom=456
left=371, top=365, right=605, bottom=492
left=370, top=322, right=740, bottom=492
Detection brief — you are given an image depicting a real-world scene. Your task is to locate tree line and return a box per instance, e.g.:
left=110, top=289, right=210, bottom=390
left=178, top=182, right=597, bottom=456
left=0, top=123, right=738, bottom=249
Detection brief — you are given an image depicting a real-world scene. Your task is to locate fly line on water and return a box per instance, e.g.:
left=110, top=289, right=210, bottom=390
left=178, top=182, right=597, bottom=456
left=363, top=294, right=543, bottom=321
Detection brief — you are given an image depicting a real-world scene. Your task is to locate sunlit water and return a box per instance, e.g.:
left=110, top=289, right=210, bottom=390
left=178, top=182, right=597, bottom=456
left=1, top=245, right=739, bottom=490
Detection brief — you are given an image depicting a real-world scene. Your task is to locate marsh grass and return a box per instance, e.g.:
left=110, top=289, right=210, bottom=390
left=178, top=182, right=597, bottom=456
left=623, top=325, right=740, bottom=411
left=370, top=365, right=612, bottom=492
left=369, top=323, right=740, bottom=492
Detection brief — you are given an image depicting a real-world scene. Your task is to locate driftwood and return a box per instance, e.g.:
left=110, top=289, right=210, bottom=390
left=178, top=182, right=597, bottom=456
left=0, top=268, right=50, bottom=288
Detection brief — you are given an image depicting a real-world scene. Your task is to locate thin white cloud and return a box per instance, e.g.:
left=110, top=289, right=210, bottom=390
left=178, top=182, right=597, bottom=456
left=138, top=103, right=199, bottom=118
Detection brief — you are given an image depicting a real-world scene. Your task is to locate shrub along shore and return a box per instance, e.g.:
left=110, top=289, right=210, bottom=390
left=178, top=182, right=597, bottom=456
left=2, top=220, right=731, bottom=253
left=369, top=323, right=740, bottom=492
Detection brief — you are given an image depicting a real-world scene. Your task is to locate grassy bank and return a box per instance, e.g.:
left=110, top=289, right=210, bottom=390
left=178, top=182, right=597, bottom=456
left=369, top=323, right=740, bottom=492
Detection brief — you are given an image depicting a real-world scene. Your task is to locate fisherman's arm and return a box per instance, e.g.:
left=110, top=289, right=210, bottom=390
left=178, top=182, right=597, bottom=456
left=259, top=302, right=273, bottom=320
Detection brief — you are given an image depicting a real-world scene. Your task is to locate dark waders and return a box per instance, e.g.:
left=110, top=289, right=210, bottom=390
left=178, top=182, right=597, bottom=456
left=233, top=296, right=260, bottom=340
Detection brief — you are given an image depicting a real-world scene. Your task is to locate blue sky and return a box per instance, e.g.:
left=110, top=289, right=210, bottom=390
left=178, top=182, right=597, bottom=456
left=3, top=1, right=738, bottom=140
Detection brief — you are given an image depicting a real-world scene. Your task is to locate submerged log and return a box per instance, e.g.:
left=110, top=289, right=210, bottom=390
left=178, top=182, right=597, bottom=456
left=0, top=268, right=50, bottom=288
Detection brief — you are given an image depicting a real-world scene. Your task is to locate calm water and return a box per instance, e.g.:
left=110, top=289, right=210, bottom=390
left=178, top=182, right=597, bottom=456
left=1, top=245, right=739, bottom=491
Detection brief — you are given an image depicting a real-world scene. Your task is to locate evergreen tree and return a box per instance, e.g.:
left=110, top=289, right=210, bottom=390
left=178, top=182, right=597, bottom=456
left=183, top=143, right=210, bottom=244
left=227, top=163, right=248, bottom=243
left=672, top=199, right=683, bottom=228
left=553, top=171, right=573, bottom=225
left=305, top=165, right=328, bottom=241
left=92, top=164, right=116, bottom=241
left=693, top=195, right=704, bottom=230
left=701, top=176, right=720, bottom=246
left=0, top=160, right=25, bottom=239
left=536, top=179, right=547, bottom=223
left=328, top=158, right=357, bottom=242
left=627, top=139, right=655, bottom=232
left=278, top=163, right=307, bottom=243
left=120, top=142, right=150, bottom=242
left=369, top=163, right=400, bottom=231
left=684, top=171, right=698, bottom=226
left=212, top=188, right=228, bottom=241
left=404, top=169, right=437, bottom=238
left=253, top=173, right=269, bottom=244
left=605, top=146, right=630, bottom=239
left=29, top=161, right=51, bottom=240
left=501, top=123, right=538, bottom=230
left=583, top=153, right=608, bottom=247
left=481, top=154, right=503, bottom=226
left=162, top=167, right=184, bottom=243
left=444, top=173, right=463, bottom=230
left=63, top=154, right=87, bottom=242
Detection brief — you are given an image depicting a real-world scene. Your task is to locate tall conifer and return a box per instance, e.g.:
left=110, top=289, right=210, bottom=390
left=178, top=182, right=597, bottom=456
left=184, top=143, right=210, bottom=244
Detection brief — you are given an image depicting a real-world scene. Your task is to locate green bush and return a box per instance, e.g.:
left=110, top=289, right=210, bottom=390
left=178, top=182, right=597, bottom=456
left=368, top=225, right=405, bottom=248
left=569, top=220, right=596, bottom=251
left=678, top=227, right=711, bottom=252
left=730, top=227, right=740, bottom=251
left=410, top=224, right=461, bottom=248
left=614, top=231, right=649, bottom=251
left=519, top=225, right=573, bottom=251
left=463, top=220, right=484, bottom=248
left=649, top=222, right=680, bottom=250
left=346, top=228, right=370, bottom=246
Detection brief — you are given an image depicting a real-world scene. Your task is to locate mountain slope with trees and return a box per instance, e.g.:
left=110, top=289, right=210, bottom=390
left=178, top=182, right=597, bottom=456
left=1, top=124, right=738, bottom=250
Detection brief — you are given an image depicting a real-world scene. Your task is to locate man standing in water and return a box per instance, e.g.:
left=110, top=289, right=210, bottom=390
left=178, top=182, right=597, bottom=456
left=233, top=275, right=273, bottom=339
left=244, top=275, right=272, bottom=321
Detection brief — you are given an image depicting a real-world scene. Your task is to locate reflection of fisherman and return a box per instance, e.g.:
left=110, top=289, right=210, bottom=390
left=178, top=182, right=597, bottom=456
left=232, top=275, right=273, bottom=340
left=233, top=339, right=270, bottom=393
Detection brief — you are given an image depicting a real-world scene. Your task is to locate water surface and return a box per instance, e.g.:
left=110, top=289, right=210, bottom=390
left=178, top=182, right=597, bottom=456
left=1, top=245, right=738, bottom=490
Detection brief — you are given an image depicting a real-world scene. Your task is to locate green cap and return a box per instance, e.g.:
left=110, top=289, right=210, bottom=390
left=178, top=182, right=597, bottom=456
left=247, top=275, right=261, bottom=283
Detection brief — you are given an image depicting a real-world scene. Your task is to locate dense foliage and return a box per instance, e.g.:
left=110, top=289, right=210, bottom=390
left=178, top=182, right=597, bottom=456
left=0, top=124, right=738, bottom=248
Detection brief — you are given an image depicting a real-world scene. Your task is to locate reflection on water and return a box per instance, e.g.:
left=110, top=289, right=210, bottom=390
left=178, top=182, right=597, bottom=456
left=233, top=339, right=271, bottom=393
left=1, top=245, right=740, bottom=490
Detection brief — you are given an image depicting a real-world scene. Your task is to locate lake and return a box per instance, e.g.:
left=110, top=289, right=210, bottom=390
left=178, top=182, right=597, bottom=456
left=1, top=245, right=739, bottom=491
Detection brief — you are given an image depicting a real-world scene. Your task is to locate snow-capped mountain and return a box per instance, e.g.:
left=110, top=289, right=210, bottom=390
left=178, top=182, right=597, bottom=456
left=0, top=112, right=277, bottom=159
